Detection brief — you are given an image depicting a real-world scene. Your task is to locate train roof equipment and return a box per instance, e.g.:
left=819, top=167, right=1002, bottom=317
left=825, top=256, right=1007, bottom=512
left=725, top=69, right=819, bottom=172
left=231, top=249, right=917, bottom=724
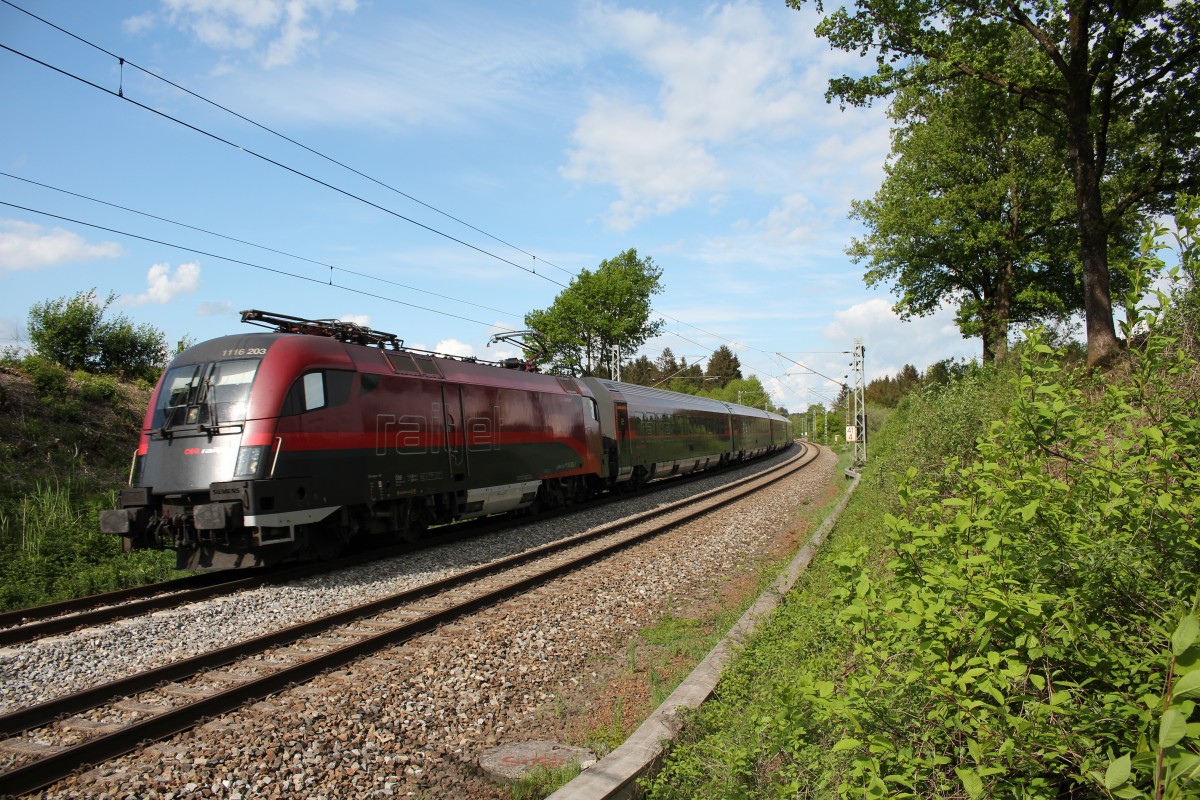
left=240, top=309, right=403, bottom=349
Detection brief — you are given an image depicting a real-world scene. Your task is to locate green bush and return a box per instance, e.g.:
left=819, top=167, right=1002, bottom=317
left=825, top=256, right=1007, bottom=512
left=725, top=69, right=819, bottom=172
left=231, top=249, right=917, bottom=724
left=647, top=199, right=1200, bottom=799
left=77, top=372, right=120, bottom=403
left=22, top=354, right=68, bottom=396
left=0, top=482, right=176, bottom=610
left=785, top=207, right=1200, bottom=797
left=26, top=289, right=168, bottom=381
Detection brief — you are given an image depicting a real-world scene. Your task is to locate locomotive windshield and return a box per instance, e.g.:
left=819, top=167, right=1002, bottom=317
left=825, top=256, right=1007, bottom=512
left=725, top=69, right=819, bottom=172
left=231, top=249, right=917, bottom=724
left=153, top=358, right=261, bottom=431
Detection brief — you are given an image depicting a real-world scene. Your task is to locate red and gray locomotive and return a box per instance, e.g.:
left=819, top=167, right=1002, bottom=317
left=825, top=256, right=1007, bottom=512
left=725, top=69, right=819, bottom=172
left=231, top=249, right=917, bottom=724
left=101, top=310, right=792, bottom=569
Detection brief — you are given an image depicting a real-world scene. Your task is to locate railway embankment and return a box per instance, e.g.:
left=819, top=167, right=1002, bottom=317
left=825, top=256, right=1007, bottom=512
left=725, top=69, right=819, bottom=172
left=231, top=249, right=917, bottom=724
left=0, top=360, right=176, bottom=612
left=2, top=445, right=843, bottom=798
left=641, top=242, right=1200, bottom=796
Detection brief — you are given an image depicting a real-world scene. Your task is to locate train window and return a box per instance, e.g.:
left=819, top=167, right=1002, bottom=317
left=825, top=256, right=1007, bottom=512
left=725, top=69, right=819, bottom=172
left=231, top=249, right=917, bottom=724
left=154, top=363, right=204, bottom=428
left=153, top=358, right=260, bottom=429
left=283, top=373, right=324, bottom=414
left=414, top=357, right=442, bottom=377
left=208, top=359, right=259, bottom=422
left=386, top=352, right=418, bottom=374
left=586, top=397, right=598, bottom=422
left=281, top=370, right=353, bottom=415
left=302, top=373, right=325, bottom=411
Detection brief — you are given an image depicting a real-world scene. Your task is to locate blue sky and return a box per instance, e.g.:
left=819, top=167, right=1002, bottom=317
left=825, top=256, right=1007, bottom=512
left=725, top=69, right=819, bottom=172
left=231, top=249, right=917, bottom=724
left=0, top=0, right=981, bottom=413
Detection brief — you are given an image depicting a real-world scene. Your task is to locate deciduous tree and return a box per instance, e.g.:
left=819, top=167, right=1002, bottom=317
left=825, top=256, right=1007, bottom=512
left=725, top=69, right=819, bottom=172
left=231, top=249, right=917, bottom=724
left=524, top=249, right=664, bottom=376
left=850, top=70, right=1105, bottom=361
left=789, top=0, right=1200, bottom=367
left=27, top=289, right=168, bottom=381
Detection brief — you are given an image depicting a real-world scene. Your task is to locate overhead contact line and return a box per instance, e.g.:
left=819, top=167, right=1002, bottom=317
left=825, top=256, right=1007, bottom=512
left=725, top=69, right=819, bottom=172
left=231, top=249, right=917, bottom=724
left=0, top=40, right=570, bottom=291
left=0, top=172, right=520, bottom=320
left=0, top=200, right=505, bottom=328
left=0, top=0, right=576, bottom=282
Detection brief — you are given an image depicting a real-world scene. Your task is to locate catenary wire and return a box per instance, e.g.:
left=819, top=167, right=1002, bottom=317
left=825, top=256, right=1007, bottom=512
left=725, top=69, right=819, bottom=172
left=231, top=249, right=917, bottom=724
left=0, top=0, right=575, bottom=279
left=0, top=41, right=571, bottom=292
left=0, top=2, right=783, bottom=360
left=0, top=172, right=519, bottom=320
left=1, top=8, right=814, bottom=395
left=0, top=200, right=509, bottom=329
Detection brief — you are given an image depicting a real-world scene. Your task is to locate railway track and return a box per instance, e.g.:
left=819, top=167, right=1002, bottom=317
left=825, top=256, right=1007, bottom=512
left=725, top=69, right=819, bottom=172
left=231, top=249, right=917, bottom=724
left=0, top=443, right=815, bottom=796
left=0, top=450, right=796, bottom=648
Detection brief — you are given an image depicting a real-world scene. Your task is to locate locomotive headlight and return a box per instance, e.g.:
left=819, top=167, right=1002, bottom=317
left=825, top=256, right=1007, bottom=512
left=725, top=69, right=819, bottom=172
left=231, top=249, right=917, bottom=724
left=233, top=445, right=269, bottom=479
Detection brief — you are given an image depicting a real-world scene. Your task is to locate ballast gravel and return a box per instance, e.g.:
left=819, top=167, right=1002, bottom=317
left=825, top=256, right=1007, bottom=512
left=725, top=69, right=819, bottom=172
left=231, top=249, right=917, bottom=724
left=9, top=446, right=840, bottom=799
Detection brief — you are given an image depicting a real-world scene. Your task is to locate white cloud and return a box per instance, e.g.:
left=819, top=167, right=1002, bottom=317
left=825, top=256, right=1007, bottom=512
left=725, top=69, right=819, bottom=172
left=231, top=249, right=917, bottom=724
left=434, top=338, right=476, bottom=359
left=237, top=12, right=581, bottom=132
left=0, top=220, right=123, bottom=271
left=122, top=12, right=157, bottom=35
left=562, top=97, right=727, bottom=230
left=197, top=300, right=237, bottom=317
left=562, top=2, right=865, bottom=230
left=124, top=262, right=202, bottom=306
left=157, top=0, right=358, bottom=67
left=824, top=298, right=979, bottom=381
left=339, top=313, right=371, bottom=327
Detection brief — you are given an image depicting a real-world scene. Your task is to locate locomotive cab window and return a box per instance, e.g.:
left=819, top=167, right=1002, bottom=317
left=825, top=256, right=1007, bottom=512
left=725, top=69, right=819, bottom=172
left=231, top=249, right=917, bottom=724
left=153, top=358, right=260, bottom=429
left=282, top=370, right=354, bottom=415
left=303, top=372, right=325, bottom=410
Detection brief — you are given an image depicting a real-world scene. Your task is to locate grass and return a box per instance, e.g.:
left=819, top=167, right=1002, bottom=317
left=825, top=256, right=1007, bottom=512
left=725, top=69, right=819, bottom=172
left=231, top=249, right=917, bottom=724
left=567, top=447, right=861, bottom=787
left=639, top=446, right=897, bottom=799
left=509, top=763, right=582, bottom=799
left=0, top=358, right=179, bottom=611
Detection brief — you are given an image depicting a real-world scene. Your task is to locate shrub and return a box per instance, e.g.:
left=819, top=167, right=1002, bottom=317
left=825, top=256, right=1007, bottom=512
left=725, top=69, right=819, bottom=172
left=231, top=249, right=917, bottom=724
left=646, top=198, right=1200, bottom=799
left=77, top=372, right=120, bottom=403
left=22, top=354, right=68, bottom=396
left=27, top=289, right=168, bottom=381
left=783, top=205, right=1200, bottom=797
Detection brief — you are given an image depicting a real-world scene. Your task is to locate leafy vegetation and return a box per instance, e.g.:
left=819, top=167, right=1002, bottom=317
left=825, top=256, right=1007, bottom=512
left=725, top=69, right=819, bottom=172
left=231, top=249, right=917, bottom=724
left=27, top=289, right=169, bottom=381
left=791, top=0, right=1200, bottom=368
left=645, top=202, right=1200, bottom=798
left=0, top=313, right=176, bottom=611
left=851, top=62, right=1098, bottom=363
left=524, top=249, right=664, bottom=376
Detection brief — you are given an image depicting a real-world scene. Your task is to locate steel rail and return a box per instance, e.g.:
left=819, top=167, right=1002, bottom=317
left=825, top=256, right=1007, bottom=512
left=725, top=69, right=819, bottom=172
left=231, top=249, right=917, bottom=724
left=0, top=444, right=814, bottom=797
left=0, top=450, right=791, bottom=647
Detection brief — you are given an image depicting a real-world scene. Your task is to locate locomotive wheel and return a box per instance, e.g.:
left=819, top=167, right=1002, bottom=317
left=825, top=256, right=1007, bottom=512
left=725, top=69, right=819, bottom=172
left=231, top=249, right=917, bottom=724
left=629, top=466, right=649, bottom=490
left=303, top=521, right=346, bottom=562
left=393, top=501, right=430, bottom=544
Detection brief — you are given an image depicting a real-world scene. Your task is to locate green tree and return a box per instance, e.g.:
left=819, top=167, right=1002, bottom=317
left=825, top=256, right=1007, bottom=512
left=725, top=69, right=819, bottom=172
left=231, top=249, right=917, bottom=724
left=865, top=364, right=924, bottom=407
left=850, top=71, right=1095, bottom=362
left=654, top=348, right=681, bottom=381
left=524, top=249, right=664, bottom=376
left=705, top=375, right=771, bottom=408
left=923, top=358, right=973, bottom=388
left=704, top=345, right=743, bottom=388
left=789, top=0, right=1200, bottom=368
left=27, top=290, right=168, bottom=381
left=620, top=354, right=657, bottom=386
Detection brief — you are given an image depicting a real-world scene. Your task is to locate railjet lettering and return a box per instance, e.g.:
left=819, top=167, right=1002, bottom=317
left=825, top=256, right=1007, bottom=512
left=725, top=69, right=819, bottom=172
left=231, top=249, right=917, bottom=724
left=375, top=406, right=501, bottom=455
